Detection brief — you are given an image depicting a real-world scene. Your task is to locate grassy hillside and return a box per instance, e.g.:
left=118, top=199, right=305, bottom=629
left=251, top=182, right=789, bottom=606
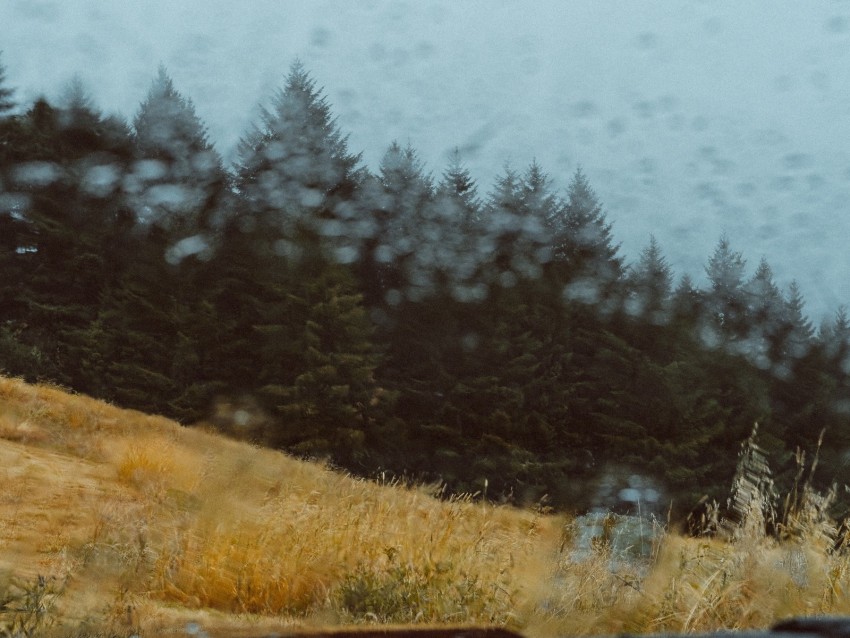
left=2, top=375, right=850, bottom=638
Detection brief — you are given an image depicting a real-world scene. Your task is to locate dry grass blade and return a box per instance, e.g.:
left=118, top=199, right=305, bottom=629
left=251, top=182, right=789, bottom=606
left=3, top=377, right=850, bottom=637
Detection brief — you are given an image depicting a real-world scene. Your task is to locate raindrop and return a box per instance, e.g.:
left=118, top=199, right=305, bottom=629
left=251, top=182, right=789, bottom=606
left=571, top=100, right=598, bottom=118
left=825, top=15, right=849, bottom=34
left=635, top=32, right=657, bottom=49
left=310, top=27, right=331, bottom=47
left=12, top=162, right=61, bottom=187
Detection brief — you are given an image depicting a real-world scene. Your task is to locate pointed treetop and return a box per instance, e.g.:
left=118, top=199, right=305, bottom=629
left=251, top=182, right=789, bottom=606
left=745, top=257, right=780, bottom=303
left=634, top=236, right=672, bottom=281
left=834, top=305, right=850, bottom=336
left=566, top=165, right=599, bottom=213
left=706, top=233, right=746, bottom=297
left=435, top=148, right=481, bottom=232
left=820, top=305, right=850, bottom=351
left=58, top=75, right=100, bottom=125
left=61, top=75, right=94, bottom=106
left=0, top=51, right=15, bottom=115
left=380, top=141, right=430, bottom=185
left=554, top=166, right=621, bottom=278
left=133, top=65, right=216, bottom=163
left=236, top=60, right=361, bottom=201
left=521, top=159, right=559, bottom=218
left=785, top=280, right=814, bottom=342
left=438, top=148, right=479, bottom=201
left=486, top=163, right=522, bottom=211
left=627, top=235, right=673, bottom=317
left=676, top=272, right=696, bottom=295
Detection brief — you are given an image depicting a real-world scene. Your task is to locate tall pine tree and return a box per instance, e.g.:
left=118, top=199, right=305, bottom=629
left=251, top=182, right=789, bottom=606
left=705, top=234, right=748, bottom=340
left=0, top=52, right=14, bottom=115
left=552, top=167, right=622, bottom=306
left=235, top=60, right=363, bottom=261
left=627, top=235, right=673, bottom=324
left=132, top=65, right=227, bottom=240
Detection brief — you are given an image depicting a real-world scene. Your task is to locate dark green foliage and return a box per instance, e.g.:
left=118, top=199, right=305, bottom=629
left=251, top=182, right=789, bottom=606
left=705, top=234, right=748, bottom=339
left=358, top=141, right=436, bottom=304
left=235, top=60, right=363, bottom=264
left=0, top=91, right=134, bottom=388
left=551, top=167, right=623, bottom=293
left=627, top=235, right=672, bottom=324
left=0, top=52, right=15, bottom=115
left=256, top=263, right=383, bottom=464
left=132, top=65, right=228, bottom=239
left=480, top=163, right=553, bottom=286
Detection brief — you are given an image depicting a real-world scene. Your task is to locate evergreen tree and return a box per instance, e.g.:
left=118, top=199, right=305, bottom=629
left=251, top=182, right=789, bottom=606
left=821, top=306, right=850, bottom=364
left=0, top=53, right=25, bottom=370
left=0, top=52, right=14, bottom=115
left=0, top=90, right=135, bottom=388
left=56, top=77, right=132, bottom=158
left=672, top=273, right=704, bottom=324
left=371, top=141, right=435, bottom=300
left=519, top=160, right=558, bottom=271
left=482, top=164, right=523, bottom=278
left=257, top=264, right=383, bottom=463
left=480, top=162, right=554, bottom=288
left=705, top=234, right=748, bottom=339
left=627, top=235, right=673, bottom=324
left=436, top=149, right=481, bottom=232
left=235, top=60, right=363, bottom=260
left=781, top=281, right=814, bottom=360
left=432, top=150, right=483, bottom=297
left=59, top=76, right=97, bottom=119
left=745, top=258, right=781, bottom=323
left=552, top=167, right=622, bottom=305
left=132, top=65, right=226, bottom=237
left=742, top=257, right=783, bottom=366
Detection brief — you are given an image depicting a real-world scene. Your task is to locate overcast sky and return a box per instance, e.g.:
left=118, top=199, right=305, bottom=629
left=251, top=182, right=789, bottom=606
left=2, top=0, right=850, bottom=319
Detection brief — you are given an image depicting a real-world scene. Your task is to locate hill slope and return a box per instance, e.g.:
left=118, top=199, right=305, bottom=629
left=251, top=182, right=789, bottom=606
left=0, top=376, right=565, bottom=637
left=5, top=376, right=850, bottom=638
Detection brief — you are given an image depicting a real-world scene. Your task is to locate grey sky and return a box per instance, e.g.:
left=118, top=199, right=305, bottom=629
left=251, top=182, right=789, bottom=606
left=2, top=0, right=849, bottom=319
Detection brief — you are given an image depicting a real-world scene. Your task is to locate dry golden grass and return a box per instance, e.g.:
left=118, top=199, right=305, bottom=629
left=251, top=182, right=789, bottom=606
left=1, top=374, right=850, bottom=638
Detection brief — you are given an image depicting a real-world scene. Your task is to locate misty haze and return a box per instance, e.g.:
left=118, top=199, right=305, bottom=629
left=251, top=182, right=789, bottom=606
left=1, top=2, right=850, bottom=637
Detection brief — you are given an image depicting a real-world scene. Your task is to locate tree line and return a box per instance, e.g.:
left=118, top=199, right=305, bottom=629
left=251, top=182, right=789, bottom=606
left=1, top=56, right=848, bottom=518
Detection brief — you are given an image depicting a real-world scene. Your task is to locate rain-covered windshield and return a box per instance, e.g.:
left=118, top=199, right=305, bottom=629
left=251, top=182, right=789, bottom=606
left=1, top=1, right=848, bottom=518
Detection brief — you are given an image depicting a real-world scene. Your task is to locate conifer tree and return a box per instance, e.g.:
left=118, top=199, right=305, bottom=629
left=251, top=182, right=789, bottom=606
left=432, top=150, right=483, bottom=296
left=483, top=165, right=523, bottom=276
left=235, top=60, right=362, bottom=259
left=519, top=160, right=558, bottom=271
left=668, top=273, right=706, bottom=335
left=745, top=258, right=782, bottom=324
left=481, top=162, right=554, bottom=287
left=781, top=281, right=814, bottom=360
left=821, top=306, right=850, bottom=363
left=372, top=141, right=435, bottom=300
left=436, top=149, right=481, bottom=232
left=627, top=235, right=673, bottom=323
left=705, top=234, right=748, bottom=338
left=0, top=52, right=14, bottom=115
left=2, top=89, right=135, bottom=389
left=132, top=65, right=226, bottom=237
left=552, top=167, right=622, bottom=304
left=742, top=257, right=783, bottom=365
left=258, top=264, right=383, bottom=462
left=0, top=52, right=23, bottom=364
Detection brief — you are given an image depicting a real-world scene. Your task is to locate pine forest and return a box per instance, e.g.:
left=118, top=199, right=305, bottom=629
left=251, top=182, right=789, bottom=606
left=1, top=55, right=848, bottom=522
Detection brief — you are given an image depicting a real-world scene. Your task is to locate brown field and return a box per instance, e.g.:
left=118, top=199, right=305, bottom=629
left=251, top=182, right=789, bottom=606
left=0, top=375, right=849, bottom=638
